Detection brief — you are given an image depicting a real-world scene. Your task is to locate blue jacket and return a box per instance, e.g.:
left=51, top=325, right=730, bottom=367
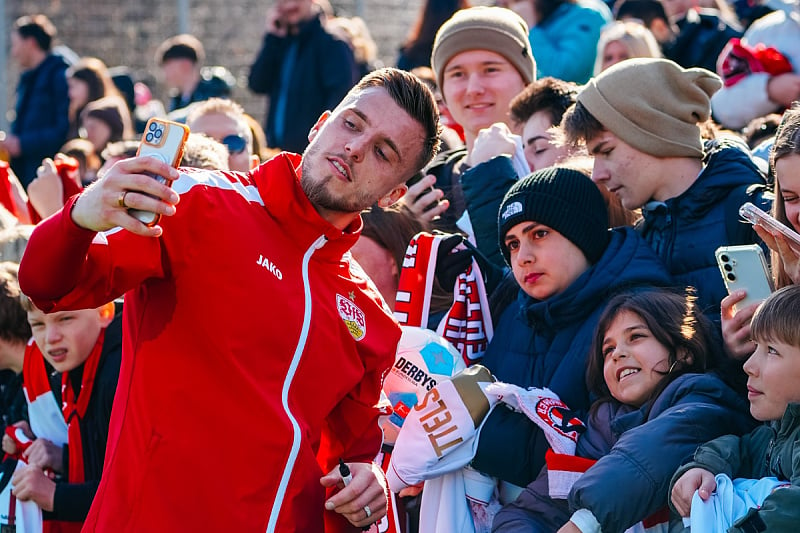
left=248, top=13, right=359, bottom=153
left=472, top=227, right=672, bottom=486
left=636, top=138, right=769, bottom=319
left=529, top=1, right=610, bottom=84
left=11, top=53, right=70, bottom=187
left=493, top=373, right=755, bottom=532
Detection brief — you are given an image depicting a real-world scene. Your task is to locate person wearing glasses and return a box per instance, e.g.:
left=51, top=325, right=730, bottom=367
left=186, top=98, right=261, bottom=172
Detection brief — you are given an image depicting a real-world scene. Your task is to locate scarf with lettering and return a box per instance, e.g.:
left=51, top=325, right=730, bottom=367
left=394, top=232, right=492, bottom=366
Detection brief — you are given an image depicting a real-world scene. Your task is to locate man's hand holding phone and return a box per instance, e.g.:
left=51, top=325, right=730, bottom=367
left=71, top=156, right=180, bottom=238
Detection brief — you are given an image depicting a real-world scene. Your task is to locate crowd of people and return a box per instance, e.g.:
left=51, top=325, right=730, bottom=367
left=0, top=0, right=799, bottom=531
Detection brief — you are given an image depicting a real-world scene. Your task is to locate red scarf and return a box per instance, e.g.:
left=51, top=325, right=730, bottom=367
left=60, top=328, right=105, bottom=485
left=23, top=329, right=105, bottom=533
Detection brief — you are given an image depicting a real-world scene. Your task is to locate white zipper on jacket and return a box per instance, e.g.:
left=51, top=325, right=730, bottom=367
left=266, top=234, right=328, bottom=532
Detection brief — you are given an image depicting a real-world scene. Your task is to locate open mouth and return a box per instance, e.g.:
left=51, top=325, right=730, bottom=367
left=617, top=367, right=640, bottom=381
left=329, top=158, right=351, bottom=181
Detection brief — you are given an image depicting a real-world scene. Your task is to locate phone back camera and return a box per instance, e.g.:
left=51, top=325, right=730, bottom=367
left=727, top=273, right=736, bottom=282
left=720, top=254, right=730, bottom=262
left=724, top=264, right=733, bottom=272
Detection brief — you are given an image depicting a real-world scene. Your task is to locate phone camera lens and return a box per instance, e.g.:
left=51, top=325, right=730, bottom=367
left=724, top=264, right=733, bottom=272
left=145, top=133, right=153, bottom=143
left=720, top=254, right=729, bottom=262
left=727, top=273, right=736, bottom=282
left=149, top=122, right=158, bottom=132
left=154, top=128, right=163, bottom=139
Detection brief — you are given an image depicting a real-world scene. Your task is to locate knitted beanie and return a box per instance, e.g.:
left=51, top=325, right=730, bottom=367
left=498, top=167, right=609, bottom=266
left=577, top=58, right=722, bottom=158
left=431, top=7, right=535, bottom=92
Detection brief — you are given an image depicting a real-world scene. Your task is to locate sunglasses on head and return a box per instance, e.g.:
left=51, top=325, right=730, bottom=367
left=221, top=134, right=247, bottom=155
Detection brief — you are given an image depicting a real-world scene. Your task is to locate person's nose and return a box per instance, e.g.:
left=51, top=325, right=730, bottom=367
left=591, top=161, right=608, bottom=184
left=344, top=135, right=367, bottom=163
left=465, top=72, right=485, bottom=96
left=45, top=325, right=62, bottom=346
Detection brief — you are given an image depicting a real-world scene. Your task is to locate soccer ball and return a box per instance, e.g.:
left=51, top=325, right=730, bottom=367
left=381, top=326, right=464, bottom=437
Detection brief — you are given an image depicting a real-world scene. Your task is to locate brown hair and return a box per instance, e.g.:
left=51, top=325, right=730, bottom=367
left=769, top=104, right=800, bottom=288
left=587, top=288, right=717, bottom=410
left=0, top=263, right=31, bottom=343
left=343, top=68, right=441, bottom=175
left=558, top=101, right=606, bottom=149
left=751, top=285, right=800, bottom=347
left=509, top=77, right=579, bottom=129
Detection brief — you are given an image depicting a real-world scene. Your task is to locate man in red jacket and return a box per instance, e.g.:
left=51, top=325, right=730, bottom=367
left=19, top=67, right=440, bottom=532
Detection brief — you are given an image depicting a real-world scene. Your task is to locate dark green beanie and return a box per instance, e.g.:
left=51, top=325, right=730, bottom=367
left=498, top=167, right=610, bottom=266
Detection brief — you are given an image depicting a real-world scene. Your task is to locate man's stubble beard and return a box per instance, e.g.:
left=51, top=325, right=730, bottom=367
left=301, top=147, right=374, bottom=214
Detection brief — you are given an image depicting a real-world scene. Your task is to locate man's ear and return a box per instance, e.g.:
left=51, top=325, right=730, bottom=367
left=307, top=110, right=332, bottom=142
left=249, top=154, right=260, bottom=170
left=377, top=184, right=408, bottom=208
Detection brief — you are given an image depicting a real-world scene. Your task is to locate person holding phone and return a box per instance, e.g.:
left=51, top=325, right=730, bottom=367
left=18, top=68, right=441, bottom=533
left=248, top=0, right=359, bottom=154
left=722, top=104, right=800, bottom=359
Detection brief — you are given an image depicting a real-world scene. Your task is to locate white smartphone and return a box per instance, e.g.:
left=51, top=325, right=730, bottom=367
left=739, top=202, right=800, bottom=249
left=131, top=118, right=190, bottom=226
left=715, top=244, right=774, bottom=313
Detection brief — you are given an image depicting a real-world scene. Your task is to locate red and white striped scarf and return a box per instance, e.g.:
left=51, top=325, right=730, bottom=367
left=394, top=232, right=493, bottom=366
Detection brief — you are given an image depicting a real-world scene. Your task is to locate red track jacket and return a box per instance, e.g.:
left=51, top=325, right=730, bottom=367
left=19, top=153, right=400, bottom=532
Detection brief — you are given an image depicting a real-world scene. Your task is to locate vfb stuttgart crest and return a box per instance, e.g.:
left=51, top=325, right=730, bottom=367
left=337, top=294, right=366, bottom=341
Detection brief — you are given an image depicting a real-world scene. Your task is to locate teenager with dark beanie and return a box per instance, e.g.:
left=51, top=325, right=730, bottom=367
left=470, top=166, right=672, bottom=501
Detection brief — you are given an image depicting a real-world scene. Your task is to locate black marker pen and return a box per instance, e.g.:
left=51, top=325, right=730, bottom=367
left=338, top=458, right=371, bottom=531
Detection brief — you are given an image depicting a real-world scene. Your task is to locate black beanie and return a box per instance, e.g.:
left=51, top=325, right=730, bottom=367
left=498, top=167, right=610, bottom=266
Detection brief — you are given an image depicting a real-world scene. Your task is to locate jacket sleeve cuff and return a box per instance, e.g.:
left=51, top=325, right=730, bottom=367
left=569, top=508, right=601, bottom=533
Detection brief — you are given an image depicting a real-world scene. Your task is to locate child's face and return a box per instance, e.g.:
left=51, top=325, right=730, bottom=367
left=26, top=308, right=110, bottom=373
left=601, top=310, right=672, bottom=408
left=504, top=221, right=590, bottom=300
left=743, top=338, right=800, bottom=421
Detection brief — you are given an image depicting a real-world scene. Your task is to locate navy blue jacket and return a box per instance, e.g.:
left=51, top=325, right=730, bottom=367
left=11, top=53, right=70, bottom=187
left=248, top=13, right=358, bottom=153
left=636, top=138, right=769, bottom=319
left=473, top=227, right=672, bottom=486
left=492, top=373, right=755, bottom=532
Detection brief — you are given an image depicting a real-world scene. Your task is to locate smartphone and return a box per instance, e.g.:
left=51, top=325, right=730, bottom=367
left=131, top=118, right=190, bottom=226
left=715, top=244, right=774, bottom=313
left=739, top=202, right=800, bottom=249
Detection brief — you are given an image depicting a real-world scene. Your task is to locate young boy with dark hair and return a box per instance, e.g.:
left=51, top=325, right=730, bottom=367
left=2, top=299, right=120, bottom=529
left=671, top=285, right=800, bottom=530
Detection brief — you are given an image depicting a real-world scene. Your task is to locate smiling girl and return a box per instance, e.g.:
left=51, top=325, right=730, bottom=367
left=493, top=289, right=755, bottom=532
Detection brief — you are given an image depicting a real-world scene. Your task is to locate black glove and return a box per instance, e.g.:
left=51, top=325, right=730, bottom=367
left=434, top=233, right=472, bottom=292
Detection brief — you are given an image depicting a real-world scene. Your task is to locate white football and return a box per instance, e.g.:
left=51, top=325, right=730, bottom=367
left=381, top=326, right=464, bottom=435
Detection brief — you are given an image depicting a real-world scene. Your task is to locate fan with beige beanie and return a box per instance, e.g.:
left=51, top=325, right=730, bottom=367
left=560, top=57, right=770, bottom=337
